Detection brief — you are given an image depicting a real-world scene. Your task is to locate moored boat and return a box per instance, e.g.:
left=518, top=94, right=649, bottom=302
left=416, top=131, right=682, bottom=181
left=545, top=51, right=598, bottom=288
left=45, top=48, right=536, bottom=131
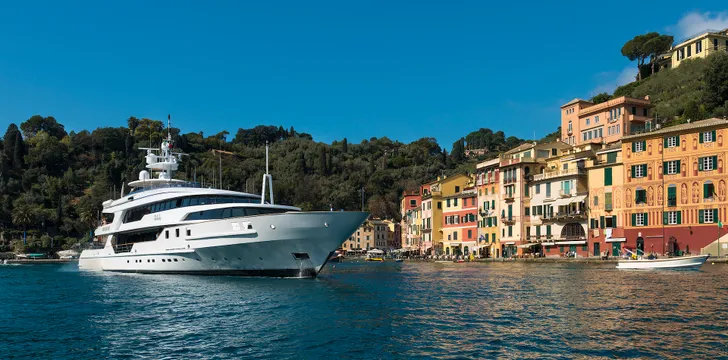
left=616, top=254, right=709, bottom=270
left=365, top=249, right=384, bottom=262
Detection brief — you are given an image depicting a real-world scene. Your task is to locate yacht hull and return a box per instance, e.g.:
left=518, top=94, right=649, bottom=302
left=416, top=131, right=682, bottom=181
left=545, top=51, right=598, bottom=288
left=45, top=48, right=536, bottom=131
left=79, top=211, right=368, bottom=278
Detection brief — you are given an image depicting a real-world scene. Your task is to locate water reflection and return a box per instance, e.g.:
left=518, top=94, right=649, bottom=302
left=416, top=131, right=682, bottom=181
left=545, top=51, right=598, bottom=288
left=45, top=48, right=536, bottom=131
left=1, top=262, right=727, bottom=359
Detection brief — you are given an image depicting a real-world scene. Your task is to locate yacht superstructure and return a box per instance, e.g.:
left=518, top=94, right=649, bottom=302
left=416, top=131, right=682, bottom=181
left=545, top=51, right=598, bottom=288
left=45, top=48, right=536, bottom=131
left=78, top=119, right=368, bottom=277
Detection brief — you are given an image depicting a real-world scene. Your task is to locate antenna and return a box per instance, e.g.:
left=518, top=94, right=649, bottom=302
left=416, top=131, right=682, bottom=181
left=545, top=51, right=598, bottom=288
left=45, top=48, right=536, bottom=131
left=167, top=114, right=171, bottom=142
left=260, top=141, right=274, bottom=204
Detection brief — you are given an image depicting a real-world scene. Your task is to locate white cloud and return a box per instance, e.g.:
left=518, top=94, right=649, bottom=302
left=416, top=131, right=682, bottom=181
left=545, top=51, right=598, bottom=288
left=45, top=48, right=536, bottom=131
left=672, top=11, right=728, bottom=39
left=590, top=66, right=637, bottom=96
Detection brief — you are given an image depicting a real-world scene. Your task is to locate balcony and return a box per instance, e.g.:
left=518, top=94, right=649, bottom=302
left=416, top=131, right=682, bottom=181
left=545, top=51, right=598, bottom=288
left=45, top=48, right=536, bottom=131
left=554, top=211, right=586, bottom=221
left=532, top=168, right=586, bottom=181
left=628, top=114, right=651, bottom=122
left=540, top=214, right=556, bottom=222
left=559, top=189, right=574, bottom=198
left=501, top=216, right=516, bottom=224
left=503, top=192, right=515, bottom=201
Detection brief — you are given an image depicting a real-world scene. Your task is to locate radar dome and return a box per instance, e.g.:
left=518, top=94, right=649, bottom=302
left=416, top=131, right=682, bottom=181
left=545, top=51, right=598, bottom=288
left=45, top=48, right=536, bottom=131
left=139, top=170, right=150, bottom=181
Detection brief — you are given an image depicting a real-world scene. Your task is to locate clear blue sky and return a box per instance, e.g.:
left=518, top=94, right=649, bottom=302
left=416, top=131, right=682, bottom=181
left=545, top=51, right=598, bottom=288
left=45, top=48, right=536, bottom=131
left=0, top=1, right=725, bottom=149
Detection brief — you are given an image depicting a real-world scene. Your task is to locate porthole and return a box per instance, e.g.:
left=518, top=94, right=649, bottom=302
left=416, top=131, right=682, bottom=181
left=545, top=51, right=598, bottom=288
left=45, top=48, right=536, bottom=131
left=174, top=259, right=178, bottom=262
left=127, top=260, right=129, bottom=263
left=147, top=259, right=150, bottom=263
left=162, top=259, right=165, bottom=262
left=152, top=259, right=155, bottom=263
left=168, top=259, right=172, bottom=262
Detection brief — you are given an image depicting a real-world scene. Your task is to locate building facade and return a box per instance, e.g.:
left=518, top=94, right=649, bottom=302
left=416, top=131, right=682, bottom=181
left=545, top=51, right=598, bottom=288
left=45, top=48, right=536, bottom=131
left=561, top=96, right=653, bottom=147
left=423, top=174, right=472, bottom=256
left=342, top=220, right=375, bottom=251
left=671, top=28, right=728, bottom=68
left=441, top=184, right=478, bottom=257
left=476, top=158, right=501, bottom=258
left=587, top=143, right=627, bottom=257
left=400, top=189, right=422, bottom=250
left=621, top=118, right=728, bottom=256
left=528, top=146, right=592, bottom=257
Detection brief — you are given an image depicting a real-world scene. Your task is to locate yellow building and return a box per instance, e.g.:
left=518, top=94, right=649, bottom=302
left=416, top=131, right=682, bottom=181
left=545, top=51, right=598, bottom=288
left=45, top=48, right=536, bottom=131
left=421, top=174, right=472, bottom=256
left=671, top=28, right=728, bottom=68
left=621, top=118, right=728, bottom=256
left=342, top=220, right=375, bottom=251
left=587, top=142, right=627, bottom=257
left=476, top=158, right=501, bottom=258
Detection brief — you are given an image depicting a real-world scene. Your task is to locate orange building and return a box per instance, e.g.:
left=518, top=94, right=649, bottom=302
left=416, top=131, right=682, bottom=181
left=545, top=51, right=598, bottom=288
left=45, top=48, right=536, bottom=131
left=561, top=96, right=653, bottom=147
left=621, top=118, right=728, bottom=256
left=441, top=184, right=478, bottom=257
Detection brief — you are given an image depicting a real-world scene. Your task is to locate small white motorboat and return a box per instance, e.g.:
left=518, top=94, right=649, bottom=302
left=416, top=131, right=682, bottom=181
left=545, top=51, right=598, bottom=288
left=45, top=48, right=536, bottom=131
left=616, top=254, right=709, bottom=270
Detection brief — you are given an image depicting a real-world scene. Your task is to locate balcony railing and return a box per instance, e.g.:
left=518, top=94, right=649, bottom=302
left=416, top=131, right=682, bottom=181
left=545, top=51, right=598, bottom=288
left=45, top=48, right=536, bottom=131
left=532, top=168, right=587, bottom=181
left=628, top=114, right=651, bottom=122
left=554, top=211, right=586, bottom=220
left=501, top=216, right=516, bottom=224
left=559, top=189, right=574, bottom=197
left=503, top=192, right=515, bottom=201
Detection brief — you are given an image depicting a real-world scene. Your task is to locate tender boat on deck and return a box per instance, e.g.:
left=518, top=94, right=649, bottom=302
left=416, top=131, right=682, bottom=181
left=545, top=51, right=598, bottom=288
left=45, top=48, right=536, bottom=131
left=616, top=254, right=709, bottom=270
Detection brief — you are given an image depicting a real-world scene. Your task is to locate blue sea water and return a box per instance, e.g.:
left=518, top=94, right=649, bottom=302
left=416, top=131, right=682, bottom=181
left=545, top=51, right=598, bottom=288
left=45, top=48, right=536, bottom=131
left=1, top=261, right=727, bottom=359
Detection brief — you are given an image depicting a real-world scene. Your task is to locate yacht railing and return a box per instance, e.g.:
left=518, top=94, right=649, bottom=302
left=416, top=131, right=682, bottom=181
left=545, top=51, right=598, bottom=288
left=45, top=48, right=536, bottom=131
left=127, top=181, right=202, bottom=195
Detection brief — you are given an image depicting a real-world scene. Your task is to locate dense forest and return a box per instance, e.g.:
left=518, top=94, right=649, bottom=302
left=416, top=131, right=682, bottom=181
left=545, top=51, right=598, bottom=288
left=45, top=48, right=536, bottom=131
left=0, top=116, right=531, bottom=252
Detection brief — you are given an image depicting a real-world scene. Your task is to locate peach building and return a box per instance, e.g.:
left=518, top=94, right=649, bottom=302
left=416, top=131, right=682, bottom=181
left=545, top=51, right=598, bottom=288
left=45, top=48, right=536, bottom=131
left=441, top=184, right=478, bottom=257
left=561, top=96, right=653, bottom=147
left=671, top=28, right=728, bottom=68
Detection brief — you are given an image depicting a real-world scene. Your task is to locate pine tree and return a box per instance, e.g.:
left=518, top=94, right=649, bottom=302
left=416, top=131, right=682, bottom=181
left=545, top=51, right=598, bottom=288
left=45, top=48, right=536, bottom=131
left=342, top=138, right=348, bottom=153
left=12, top=131, right=24, bottom=169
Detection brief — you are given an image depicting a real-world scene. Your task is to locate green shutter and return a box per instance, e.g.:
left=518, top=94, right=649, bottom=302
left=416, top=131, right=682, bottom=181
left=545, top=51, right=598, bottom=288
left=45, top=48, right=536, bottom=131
left=632, top=213, right=637, bottom=226
left=631, top=165, right=636, bottom=177
left=704, top=183, right=709, bottom=198
left=632, top=142, right=637, bottom=152
left=713, top=156, right=718, bottom=169
left=546, top=225, right=551, bottom=236
left=663, top=212, right=668, bottom=225
left=698, top=157, right=704, bottom=171
left=676, top=160, right=681, bottom=172
left=675, top=135, right=680, bottom=146
left=663, top=137, right=668, bottom=148
left=677, top=211, right=681, bottom=225
left=663, top=162, right=668, bottom=175
left=605, top=168, right=612, bottom=186
left=536, top=226, right=540, bottom=236
left=612, top=215, right=617, bottom=227
left=712, top=130, right=717, bottom=142
left=714, top=209, right=719, bottom=222
left=600, top=216, right=605, bottom=229
left=642, top=164, right=648, bottom=176
left=644, top=213, right=649, bottom=226
left=700, top=133, right=704, bottom=143
left=699, top=210, right=704, bottom=224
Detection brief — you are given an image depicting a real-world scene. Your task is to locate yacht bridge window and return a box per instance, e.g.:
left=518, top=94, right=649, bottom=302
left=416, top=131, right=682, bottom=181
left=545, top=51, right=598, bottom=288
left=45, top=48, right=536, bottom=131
left=184, top=207, right=289, bottom=221
left=123, top=195, right=260, bottom=223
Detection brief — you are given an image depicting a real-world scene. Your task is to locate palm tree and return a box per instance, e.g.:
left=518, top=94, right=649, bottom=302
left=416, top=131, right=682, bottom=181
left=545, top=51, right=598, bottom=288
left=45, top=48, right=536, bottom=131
left=11, top=203, right=35, bottom=240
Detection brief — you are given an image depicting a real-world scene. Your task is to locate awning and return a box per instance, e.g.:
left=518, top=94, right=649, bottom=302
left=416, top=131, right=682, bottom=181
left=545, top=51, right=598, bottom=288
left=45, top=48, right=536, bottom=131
left=605, top=237, right=626, bottom=243
left=569, top=195, right=587, bottom=204
left=547, top=197, right=573, bottom=207
left=554, top=240, right=587, bottom=245
left=503, top=242, right=516, bottom=245
left=517, top=243, right=540, bottom=248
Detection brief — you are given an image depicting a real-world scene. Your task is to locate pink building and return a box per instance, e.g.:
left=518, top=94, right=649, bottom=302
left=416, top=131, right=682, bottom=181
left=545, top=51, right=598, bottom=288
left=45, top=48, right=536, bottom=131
left=561, top=96, right=653, bottom=147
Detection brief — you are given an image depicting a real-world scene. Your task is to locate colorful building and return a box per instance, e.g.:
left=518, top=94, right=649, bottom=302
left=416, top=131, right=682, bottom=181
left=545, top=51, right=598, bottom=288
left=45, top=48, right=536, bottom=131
left=342, top=220, right=375, bottom=251
left=499, top=141, right=571, bottom=257
left=386, top=220, right=401, bottom=250
left=528, top=145, right=593, bottom=257
left=422, top=174, right=472, bottom=256
left=621, top=118, right=728, bottom=256
left=671, top=28, right=728, bottom=68
left=587, top=142, right=627, bottom=257
left=476, top=158, right=500, bottom=258
left=441, top=183, right=478, bottom=257
left=400, top=189, right=422, bottom=250
left=561, top=96, right=653, bottom=147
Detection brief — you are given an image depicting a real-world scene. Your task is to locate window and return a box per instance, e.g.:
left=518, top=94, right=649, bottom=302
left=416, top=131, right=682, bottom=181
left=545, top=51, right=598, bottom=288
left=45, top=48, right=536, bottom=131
left=593, top=196, right=599, bottom=206
left=437, top=202, right=442, bottom=209
left=583, top=133, right=587, bottom=142
left=714, top=39, right=719, bottom=50
left=701, top=131, right=715, bottom=143
left=604, top=168, right=613, bottom=186
left=546, top=183, right=551, bottom=198
left=410, top=200, right=416, bottom=207
left=700, top=209, right=717, bottom=224
left=455, top=186, right=460, bottom=193
left=631, top=106, right=637, bottom=115
left=635, top=189, right=647, bottom=204
left=598, top=128, right=603, bottom=138
left=595, top=115, right=599, bottom=123
left=643, top=108, right=648, bottom=117
left=186, top=229, right=191, bottom=236
left=165, top=230, right=169, bottom=239
left=616, top=124, right=620, bottom=134
left=687, top=45, right=691, bottom=57
left=697, top=41, right=702, bottom=53
left=664, top=160, right=679, bottom=175
left=525, top=207, right=530, bottom=216
left=606, top=152, right=617, bottom=164
left=468, top=230, right=472, bottom=239
left=453, top=231, right=458, bottom=240
left=633, top=140, right=645, bottom=152
left=446, top=199, right=451, bottom=208
left=665, top=211, right=680, bottom=225
left=454, top=198, right=458, bottom=206
left=586, top=118, right=590, bottom=126
left=605, top=192, right=612, bottom=209
left=175, top=229, right=180, bottom=237
left=507, top=226, right=512, bottom=237
left=704, top=181, right=715, bottom=199
left=666, top=136, right=678, bottom=148
left=635, top=213, right=646, bottom=226
left=633, top=164, right=647, bottom=178
left=667, top=185, right=677, bottom=207
left=535, top=184, right=540, bottom=194
left=568, top=121, right=572, bottom=133
left=699, top=156, right=716, bottom=171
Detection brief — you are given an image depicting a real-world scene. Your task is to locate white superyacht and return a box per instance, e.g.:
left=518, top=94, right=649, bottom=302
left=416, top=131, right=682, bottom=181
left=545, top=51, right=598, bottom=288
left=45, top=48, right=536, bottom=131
left=79, top=128, right=368, bottom=278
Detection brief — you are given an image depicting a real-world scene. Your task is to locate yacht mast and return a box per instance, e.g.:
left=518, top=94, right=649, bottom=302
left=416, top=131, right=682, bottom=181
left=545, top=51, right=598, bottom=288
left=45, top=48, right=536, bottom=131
left=261, top=141, right=274, bottom=204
